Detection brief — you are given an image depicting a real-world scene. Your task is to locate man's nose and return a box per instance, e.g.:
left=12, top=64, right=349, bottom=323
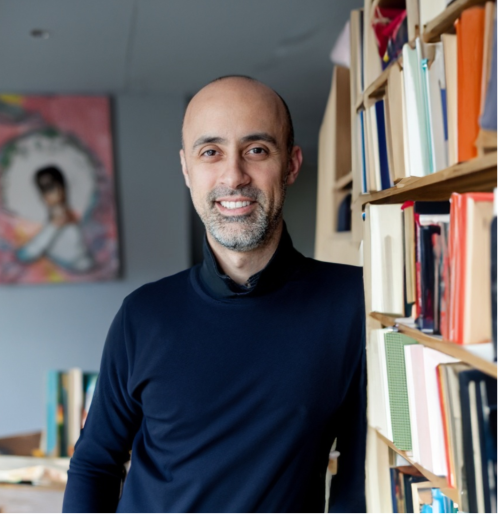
left=219, top=154, right=251, bottom=190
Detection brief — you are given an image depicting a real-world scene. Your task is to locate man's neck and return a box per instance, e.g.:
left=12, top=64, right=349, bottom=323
left=206, top=221, right=283, bottom=285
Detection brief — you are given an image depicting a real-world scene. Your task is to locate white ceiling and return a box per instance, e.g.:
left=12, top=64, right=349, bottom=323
left=0, top=0, right=362, bottom=158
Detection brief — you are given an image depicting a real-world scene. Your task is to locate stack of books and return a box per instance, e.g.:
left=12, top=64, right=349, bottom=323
left=352, top=2, right=497, bottom=194
left=43, top=369, right=98, bottom=458
left=367, top=329, right=497, bottom=512
left=365, top=192, right=497, bottom=352
left=390, top=467, right=457, bottom=513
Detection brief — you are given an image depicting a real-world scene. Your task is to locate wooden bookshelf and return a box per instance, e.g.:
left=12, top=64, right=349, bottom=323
left=370, top=312, right=498, bottom=378
left=355, top=152, right=497, bottom=206
left=376, top=431, right=460, bottom=505
left=422, top=0, right=491, bottom=42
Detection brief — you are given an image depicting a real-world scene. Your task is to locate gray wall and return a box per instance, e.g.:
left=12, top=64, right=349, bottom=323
left=284, top=162, right=318, bottom=258
left=0, top=94, right=190, bottom=437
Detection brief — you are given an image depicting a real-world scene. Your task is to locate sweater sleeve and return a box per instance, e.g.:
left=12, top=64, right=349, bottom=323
left=63, top=301, right=142, bottom=513
left=328, top=321, right=367, bottom=513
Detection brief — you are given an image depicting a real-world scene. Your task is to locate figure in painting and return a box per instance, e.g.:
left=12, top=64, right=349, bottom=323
left=16, top=165, right=94, bottom=272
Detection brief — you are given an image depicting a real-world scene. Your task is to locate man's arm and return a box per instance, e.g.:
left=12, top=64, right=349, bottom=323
left=63, top=301, right=142, bottom=513
left=329, top=322, right=367, bottom=513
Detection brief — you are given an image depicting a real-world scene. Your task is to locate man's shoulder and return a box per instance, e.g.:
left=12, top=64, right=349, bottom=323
left=123, top=267, right=194, bottom=309
left=300, top=257, right=363, bottom=283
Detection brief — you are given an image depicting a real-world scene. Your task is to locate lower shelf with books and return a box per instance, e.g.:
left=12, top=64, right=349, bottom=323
left=367, top=326, right=497, bottom=513
left=370, top=312, right=497, bottom=378
left=375, top=430, right=459, bottom=505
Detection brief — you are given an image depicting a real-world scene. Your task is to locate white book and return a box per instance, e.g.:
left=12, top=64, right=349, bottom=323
left=404, top=344, right=420, bottom=461
left=368, top=204, right=405, bottom=315
left=420, top=0, right=448, bottom=30
left=67, top=368, right=83, bottom=456
left=367, top=328, right=393, bottom=440
left=422, top=348, right=458, bottom=476
left=424, top=42, right=448, bottom=172
left=406, top=345, right=434, bottom=471
left=402, top=41, right=431, bottom=177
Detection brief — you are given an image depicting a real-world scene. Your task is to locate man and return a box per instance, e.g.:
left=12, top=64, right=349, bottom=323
left=63, top=76, right=366, bottom=513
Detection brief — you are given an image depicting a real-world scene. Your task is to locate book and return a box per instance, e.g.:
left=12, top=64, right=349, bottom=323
left=423, top=42, right=448, bottom=173
left=491, top=194, right=497, bottom=359
left=366, top=203, right=405, bottom=315
left=458, top=369, right=497, bottom=513
left=423, top=348, right=458, bottom=476
left=419, top=0, right=447, bottom=31
left=402, top=202, right=416, bottom=316
left=375, top=99, right=392, bottom=190
left=386, top=64, right=407, bottom=182
left=448, top=193, right=494, bottom=345
left=402, top=40, right=432, bottom=177
left=456, top=6, right=485, bottom=161
left=43, top=369, right=98, bottom=458
left=441, top=34, right=458, bottom=166
left=478, top=3, right=497, bottom=153
left=384, top=331, right=419, bottom=451
left=367, top=328, right=393, bottom=440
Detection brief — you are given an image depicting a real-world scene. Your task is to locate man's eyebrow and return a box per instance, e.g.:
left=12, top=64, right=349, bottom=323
left=192, top=136, right=227, bottom=149
left=240, top=133, right=279, bottom=147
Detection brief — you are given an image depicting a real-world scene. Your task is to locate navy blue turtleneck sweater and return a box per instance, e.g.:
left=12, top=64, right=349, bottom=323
left=63, top=225, right=367, bottom=513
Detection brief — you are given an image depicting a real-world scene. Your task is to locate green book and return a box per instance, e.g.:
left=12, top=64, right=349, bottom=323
left=384, top=331, right=418, bottom=451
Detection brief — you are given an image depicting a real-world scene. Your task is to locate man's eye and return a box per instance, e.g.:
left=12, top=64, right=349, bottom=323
left=248, top=147, right=266, bottom=155
left=202, top=149, right=217, bottom=157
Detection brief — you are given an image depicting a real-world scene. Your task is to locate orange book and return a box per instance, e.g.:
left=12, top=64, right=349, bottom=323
left=456, top=7, right=486, bottom=162
left=449, top=192, right=494, bottom=344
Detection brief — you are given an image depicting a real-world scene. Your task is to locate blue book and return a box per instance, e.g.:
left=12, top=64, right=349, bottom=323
left=46, top=370, right=59, bottom=457
left=480, top=9, right=497, bottom=131
left=360, top=111, right=367, bottom=194
left=375, top=99, right=392, bottom=190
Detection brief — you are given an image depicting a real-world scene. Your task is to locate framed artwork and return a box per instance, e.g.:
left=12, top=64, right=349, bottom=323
left=0, top=95, right=119, bottom=284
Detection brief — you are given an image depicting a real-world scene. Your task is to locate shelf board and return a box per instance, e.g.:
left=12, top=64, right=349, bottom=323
left=363, top=62, right=394, bottom=104
left=334, top=171, right=353, bottom=190
left=422, top=0, right=490, bottom=42
left=370, top=312, right=498, bottom=378
left=375, top=430, right=460, bottom=505
left=356, top=152, right=497, bottom=206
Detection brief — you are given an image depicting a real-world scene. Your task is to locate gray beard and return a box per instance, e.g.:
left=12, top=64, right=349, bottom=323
left=199, top=183, right=287, bottom=252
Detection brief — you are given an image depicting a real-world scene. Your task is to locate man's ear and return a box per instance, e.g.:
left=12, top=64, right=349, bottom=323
left=180, top=149, right=190, bottom=188
left=286, top=145, right=303, bottom=186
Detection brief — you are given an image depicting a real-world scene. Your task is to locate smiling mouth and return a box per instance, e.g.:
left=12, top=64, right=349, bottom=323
left=219, top=200, right=252, bottom=210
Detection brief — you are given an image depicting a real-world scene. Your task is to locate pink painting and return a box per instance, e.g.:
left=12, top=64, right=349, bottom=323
left=0, top=95, right=119, bottom=284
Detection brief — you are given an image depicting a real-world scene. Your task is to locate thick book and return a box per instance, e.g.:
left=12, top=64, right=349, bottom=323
left=405, top=344, right=433, bottom=470
left=386, top=63, right=408, bottom=182
left=439, top=362, right=470, bottom=494
left=367, top=328, right=393, bottom=440
left=384, top=331, right=419, bottom=451
left=366, top=203, right=405, bottom=315
left=402, top=40, right=432, bottom=177
left=457, top=6, right=485, bottom=161
left=448, top=193, right=494, bottom=344
left=375, top=99, right=392, bottom=190
left=422, top=348, right=458, bottom=477
left=459, top=368, right=497, bottom=513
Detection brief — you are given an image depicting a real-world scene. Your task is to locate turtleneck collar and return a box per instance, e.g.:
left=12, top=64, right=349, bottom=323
left=199, top=222, right=303, bottom=300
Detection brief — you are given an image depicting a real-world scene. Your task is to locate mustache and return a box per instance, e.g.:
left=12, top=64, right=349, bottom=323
left=207, top=186, right=264, bottom=203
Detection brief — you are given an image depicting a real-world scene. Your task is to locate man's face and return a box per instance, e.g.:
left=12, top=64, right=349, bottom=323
left=180, top=78, right=302, bottom=251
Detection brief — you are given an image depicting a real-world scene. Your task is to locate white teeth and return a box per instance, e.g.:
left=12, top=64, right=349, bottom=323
left=220, top=201, right=251, bottom=209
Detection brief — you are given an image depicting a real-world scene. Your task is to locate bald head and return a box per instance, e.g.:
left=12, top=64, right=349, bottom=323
left=182, top=75, right=294, bottom=155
